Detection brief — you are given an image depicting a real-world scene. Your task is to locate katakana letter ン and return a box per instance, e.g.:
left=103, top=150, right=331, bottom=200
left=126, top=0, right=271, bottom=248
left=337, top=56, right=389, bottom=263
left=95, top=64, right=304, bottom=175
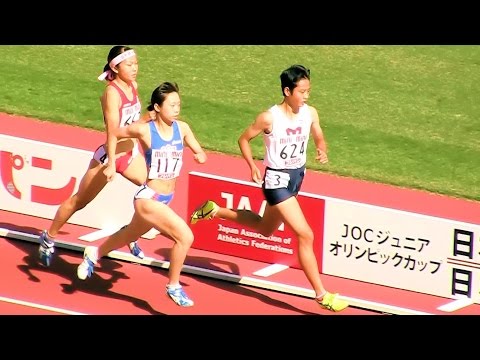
left=0, top=151, right=76, bottom=205
left=354, top=246, right=366, bottom=260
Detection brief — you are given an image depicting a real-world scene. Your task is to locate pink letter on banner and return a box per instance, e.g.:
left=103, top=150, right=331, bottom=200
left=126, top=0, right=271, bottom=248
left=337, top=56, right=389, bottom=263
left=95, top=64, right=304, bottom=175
left=188, top=172, right=325, bottom=271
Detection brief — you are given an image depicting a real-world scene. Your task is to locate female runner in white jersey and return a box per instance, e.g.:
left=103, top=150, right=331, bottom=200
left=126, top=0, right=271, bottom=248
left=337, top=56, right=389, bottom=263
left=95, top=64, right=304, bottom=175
left=190, top=64, right=349, bottom=312
left=38, top=46, right=150, bottom=267
left=77, top=82, right=208, bottom=307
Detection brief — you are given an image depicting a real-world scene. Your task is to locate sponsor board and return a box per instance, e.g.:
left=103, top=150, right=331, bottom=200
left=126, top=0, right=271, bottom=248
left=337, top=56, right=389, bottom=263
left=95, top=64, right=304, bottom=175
left=322, top=197, right=480, bottom=299
left=188, top=171, right=324, bottom=270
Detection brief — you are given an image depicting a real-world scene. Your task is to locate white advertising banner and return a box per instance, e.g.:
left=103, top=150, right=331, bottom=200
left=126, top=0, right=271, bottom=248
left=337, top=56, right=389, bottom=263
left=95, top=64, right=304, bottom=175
left=0, top=134, right=138, bottom=231
left=322, top=197, right=480, bottom=300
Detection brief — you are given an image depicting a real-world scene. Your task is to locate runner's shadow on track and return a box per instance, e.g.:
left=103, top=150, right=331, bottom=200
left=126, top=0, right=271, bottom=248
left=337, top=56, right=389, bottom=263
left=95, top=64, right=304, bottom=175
left=0, top=223, right=94, bottom=239
left=153, top=246, right=318, bottom=315
left=10, top=239, right=164, bottom=315
left=153, top=247, right=240, bottom=274
left=0, top=223, right=42, bottom=237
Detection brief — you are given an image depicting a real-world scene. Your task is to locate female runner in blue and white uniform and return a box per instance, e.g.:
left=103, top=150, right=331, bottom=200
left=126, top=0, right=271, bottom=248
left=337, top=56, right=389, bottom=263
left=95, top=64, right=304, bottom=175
left=77, top=81, right=208, bottom=307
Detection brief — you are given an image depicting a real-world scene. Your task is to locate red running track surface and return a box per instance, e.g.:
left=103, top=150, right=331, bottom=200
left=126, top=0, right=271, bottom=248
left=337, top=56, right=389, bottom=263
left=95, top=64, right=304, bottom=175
left=3, top=210, right=480, bottom=316
left=0, top=232, right=376, bottom=315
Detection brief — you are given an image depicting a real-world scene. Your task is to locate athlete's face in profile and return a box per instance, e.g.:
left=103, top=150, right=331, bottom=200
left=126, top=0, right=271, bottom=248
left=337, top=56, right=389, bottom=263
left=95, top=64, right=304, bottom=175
left=157, top=92, right=181, bottom=122
left=290, top=78, right=311, bottom=107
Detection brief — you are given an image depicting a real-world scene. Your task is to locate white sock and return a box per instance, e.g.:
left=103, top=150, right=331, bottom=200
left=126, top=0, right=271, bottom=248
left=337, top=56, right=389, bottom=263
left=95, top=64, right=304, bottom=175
left=86, top=247, right=99, bottom=264
left=167, top=283, right=181, bottom=290
left=42, top=231, right=55, bottom=246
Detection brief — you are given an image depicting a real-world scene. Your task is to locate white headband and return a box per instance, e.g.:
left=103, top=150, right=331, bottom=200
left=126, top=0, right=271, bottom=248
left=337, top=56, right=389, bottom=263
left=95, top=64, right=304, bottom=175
left=97, top=49, right=136, bottom=81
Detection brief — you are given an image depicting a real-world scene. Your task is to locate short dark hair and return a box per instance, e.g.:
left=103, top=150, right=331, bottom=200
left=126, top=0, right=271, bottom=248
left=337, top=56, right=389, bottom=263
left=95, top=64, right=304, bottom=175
left=280, top=64, right=310, bottom=96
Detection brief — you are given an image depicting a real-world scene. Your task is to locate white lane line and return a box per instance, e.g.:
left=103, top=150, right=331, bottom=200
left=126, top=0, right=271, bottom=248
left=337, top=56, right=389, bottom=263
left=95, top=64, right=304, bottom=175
left=0, top=296, right=86, bottom=315
left=437, top=297, right=475, bottom=312
left=78, top=227, right=119, bottom=242
left=253, top=264, right=290, bottom=277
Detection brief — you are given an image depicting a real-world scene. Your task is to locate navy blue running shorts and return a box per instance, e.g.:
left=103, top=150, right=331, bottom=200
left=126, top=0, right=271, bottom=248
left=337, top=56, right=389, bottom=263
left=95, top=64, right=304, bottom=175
left=262, top=166, right=306, bottom=206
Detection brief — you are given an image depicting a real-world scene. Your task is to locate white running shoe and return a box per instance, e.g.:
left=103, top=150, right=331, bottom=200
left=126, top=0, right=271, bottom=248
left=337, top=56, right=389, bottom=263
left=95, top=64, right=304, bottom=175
left=77, top=246, right=98, bottom=280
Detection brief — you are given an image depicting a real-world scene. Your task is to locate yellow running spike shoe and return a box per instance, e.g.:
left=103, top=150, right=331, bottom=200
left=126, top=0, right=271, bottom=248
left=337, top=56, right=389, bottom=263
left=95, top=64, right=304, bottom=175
left=317, top=292, right=349, bottom=312
left=190, top=200, right=219, bottom=224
